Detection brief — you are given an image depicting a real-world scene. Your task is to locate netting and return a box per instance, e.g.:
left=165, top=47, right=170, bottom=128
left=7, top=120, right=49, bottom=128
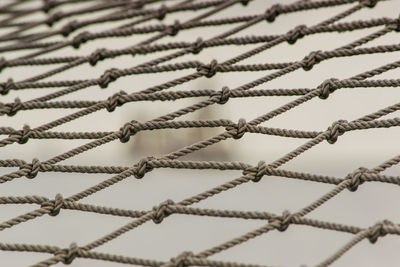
left=0, top=0, right=400, bottom=266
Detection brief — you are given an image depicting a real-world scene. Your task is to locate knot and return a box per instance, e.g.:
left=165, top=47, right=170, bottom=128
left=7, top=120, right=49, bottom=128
left=368, top=220, right=393, bottom=244
left=0, top=78, right=15, bottom=95
left=326, top=120, right=347, bottom=144
left=98, top=68, right=120, bottom=88
left=0, top=97, right=22, bottom=116
left=72, top=31, right=90, bottom=49
left=167, top=251, right=195, bottom=267
left=20, top=158, right=41, bottom=179
left=318, top=78, right=339, bottom=99
left=128, top=0, right=145, bottom=9
left=360, top=0, right=378, bottom=8
left=61, top=20, right=80, bottom=37
left=191, top=37, right=204, bottom=55
left=243, top=161, right=270, bottom=182
left=302, top=50, right=323, bottom=71
left=241, top=0, right=250, bottom=6
left=152, top=199, right=174, bottom=224
left=227, top=118, right=247, bottom=139
left=396, top=15, right=400, bottom=32
left=88, top=48, right=107, bottom=66
left=286, top=25, right=307, bottom=44
left=134, top=156, right=155, bottom=179
left=165, top=20, right=181, bottom=36
left=106, top=90, right=127, bottom=112
left=46, top=11, right=63, bottom=26
left=119, top=120, right=139, bottom=143
left=41, top=193, right=63, bottom=216
left=346, top=167, right=369, bottom=192
left=55, top=243, right=79, bottom=264
left=265, top=4, right=281, bottom=22
left=13, top=124, right=31, bottom=144
left=211, top=86, right=230, bottom=104
left=156, top=4, right=168, bottom=20
left=197, top=59, right=219, bottom=78
left=0, top=57, right=7, bottom=73
left=42, top=0, right=56, bottom=13
left=270, top=210, right=292, bottom=232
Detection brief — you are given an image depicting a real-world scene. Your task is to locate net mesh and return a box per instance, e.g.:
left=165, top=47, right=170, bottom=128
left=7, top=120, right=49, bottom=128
left=0, top=0, right=400, bottom=266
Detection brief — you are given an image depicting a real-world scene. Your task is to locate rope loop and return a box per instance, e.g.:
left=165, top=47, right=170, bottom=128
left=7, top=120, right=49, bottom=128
left=42, top=0, right=56, bottom=13
left=211, top=86, right=231, bottom=104
left=270, top=210, right=292, bottom=232
left=360, top=0, right=378, bottom=8
left=157, top=4, right=168, bottom=20
left=167, top=251, right=195, bottom=267
left=152, top=199, right=175, bottom=224
left=46, top=11, right=63, bottom=26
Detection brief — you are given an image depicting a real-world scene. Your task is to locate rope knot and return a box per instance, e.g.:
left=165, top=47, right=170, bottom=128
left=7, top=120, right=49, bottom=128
left=20, top=158, right=40, bottom=179
left=0, top=97, right=22, bottom=116
left=41, top=193, right=63, bottom=216
left=286, top=25, right=307, bottom=44
left=326, top=119, right=347, bottom=144
left=211, top=86, right=231, bottom=104
left=14, top=124, right=32, bottom=144
left=98, top=68, right=120, bottom=88
left=0, top=57, right=7, bottom=73
left=55, top=243, right=79, bottom=264
left=119, top=120, right=139, bottom=143
left=243, top=161, right=270, bottom=182
left=157, top=4, right=168, bottom=20
left=302, top=50, right=323, bottom=71
left=134, top=156, right=155, bottom=179
left=197, top=59, right=219, bottom=78
left=42, top=0, right=56, bottom=13
left=270, top=210, right=293, bottom=232
left=368, top=220, right=393, bottom=243
left=265, top=4, right=281, bottom=22
left=46, top=11, right=63, bottom=26
left=241, top=0, right=250, bottom=6
left=167, top=251, right=195, bottom=267
left=165, top=20, right=181, bottom=36
left=346, top=167, right=369, bottom=192
left=227, top=118, right=247, bottom=139
left=72, top=31, right=90, bottom=49
left=0, top=78, right=15, bottom=95
left=106, top=90, right=128, bottom=112
left=60, top=20, right=79, bottom=37
left=360, top=0, right=378, bottom=8
left=191, top=37, right=204, bottom=55
left=318, top=78, right=339, bottom=99
left=88, top=48, right=107, bottom=66
left=395, top=15, right=400, bottom=32
left=152, top=199, right=174, bottom=224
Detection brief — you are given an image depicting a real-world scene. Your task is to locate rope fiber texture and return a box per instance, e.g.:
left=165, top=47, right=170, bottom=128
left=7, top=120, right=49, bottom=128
left=0, top=0, right=400, bottom=266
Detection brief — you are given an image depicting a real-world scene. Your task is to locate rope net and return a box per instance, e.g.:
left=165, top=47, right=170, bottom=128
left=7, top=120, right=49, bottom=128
left=0, top=0, right=400, bottom=266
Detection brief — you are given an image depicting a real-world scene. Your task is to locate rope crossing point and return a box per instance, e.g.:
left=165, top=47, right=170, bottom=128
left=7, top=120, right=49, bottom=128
left=0, top=0, right=400, bottom=266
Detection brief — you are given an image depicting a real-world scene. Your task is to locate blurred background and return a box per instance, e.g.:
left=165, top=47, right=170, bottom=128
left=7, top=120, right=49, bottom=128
left=0, top=0, right=400, bottom=266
